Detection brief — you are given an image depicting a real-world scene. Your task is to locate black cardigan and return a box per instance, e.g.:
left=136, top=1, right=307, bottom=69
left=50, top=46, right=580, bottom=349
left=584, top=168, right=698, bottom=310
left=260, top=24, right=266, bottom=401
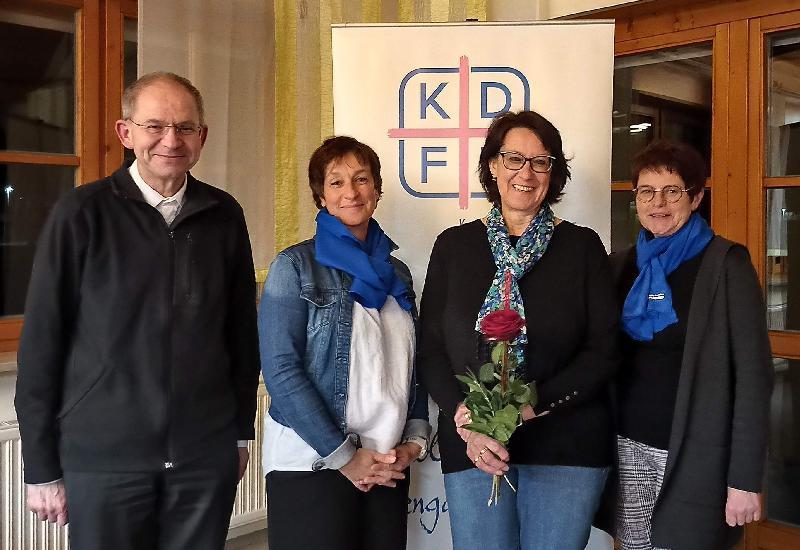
left=418, top=219, right=619, bottom=474
left=610, top=237, right=774, bottom=550
left=15, top=164, right=261, bottom=483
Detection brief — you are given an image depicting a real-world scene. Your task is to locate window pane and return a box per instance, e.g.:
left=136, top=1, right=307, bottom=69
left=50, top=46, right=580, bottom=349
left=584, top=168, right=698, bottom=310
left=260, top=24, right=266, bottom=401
left=123, top=17, right=137, bottom=162
left=124, top=17, right=137, bottom=89
left=612, top=44, right=712, bottom=181
left=0, top=5, right=75, bottom=154
left=768, top=357, right=800, bottom=527
left=767, top=31, right=800, bottom=177
left=610, top=189, right=711, bottom=253
left=611, top=191, right=639, bottom=253
left=763, top=188, right=800, bottom=331
left=0, top=163, right=74, bottom=316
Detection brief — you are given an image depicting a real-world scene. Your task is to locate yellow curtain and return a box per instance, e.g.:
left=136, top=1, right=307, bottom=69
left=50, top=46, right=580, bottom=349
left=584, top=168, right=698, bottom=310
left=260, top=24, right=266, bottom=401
left=274, top=0, right=487, bottom=253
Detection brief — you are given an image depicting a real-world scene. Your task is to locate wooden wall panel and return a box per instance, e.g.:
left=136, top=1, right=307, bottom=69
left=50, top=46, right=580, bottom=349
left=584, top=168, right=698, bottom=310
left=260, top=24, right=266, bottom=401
left=722, top=19, right=750, bottom=245
left=711, top=23, right=731, bottom=239
left=599, top=0, right=800, bottom=42
left=78, top=0, right=101, bottom=184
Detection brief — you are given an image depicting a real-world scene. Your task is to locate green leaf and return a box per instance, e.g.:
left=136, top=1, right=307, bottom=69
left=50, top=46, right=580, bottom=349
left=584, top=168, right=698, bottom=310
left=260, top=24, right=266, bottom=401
left=455, top=374, right=473, bottom=384
left=514, top=386, right=531, bottom=404
left=479, top=363, right=495, bottom=383
left=467, top=421, right=492, bottom=436
left=528, top=381, right=538, bottom=408
left=493, top=425, right=511, bottom=444
left=495, top=404, right=520, bottom=429
left=491, top=342, right=506, bottom=365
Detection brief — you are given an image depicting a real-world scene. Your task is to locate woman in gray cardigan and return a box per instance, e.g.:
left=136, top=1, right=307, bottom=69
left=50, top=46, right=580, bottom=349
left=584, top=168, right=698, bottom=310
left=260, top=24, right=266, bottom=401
left=610, top=140, right=773, bottom=550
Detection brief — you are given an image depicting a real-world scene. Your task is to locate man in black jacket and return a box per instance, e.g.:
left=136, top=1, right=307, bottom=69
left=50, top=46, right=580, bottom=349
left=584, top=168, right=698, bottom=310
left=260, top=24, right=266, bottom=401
left=15, top=72, right=261, bottom=550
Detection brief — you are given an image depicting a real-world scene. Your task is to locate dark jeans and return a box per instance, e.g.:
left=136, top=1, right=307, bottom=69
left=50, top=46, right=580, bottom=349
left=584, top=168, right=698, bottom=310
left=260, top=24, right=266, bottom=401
left=62, top=450, right=239, bottom=550
left=266, top=468, right=410, bottom=550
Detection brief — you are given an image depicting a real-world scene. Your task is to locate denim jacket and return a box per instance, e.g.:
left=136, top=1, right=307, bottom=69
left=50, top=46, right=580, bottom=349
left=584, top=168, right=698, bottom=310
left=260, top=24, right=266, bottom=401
left=258, top=238, right=430, bottom=471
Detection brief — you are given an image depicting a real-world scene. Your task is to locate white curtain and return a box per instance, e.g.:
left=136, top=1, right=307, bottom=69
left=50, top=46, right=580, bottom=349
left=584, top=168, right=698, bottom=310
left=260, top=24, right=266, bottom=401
left=138, top=0, right=275, bottom=269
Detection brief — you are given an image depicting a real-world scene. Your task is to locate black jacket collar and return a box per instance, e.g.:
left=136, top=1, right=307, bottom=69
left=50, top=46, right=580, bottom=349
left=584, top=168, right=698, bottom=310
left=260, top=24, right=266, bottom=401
left=109, top=161, right=219, bottom=225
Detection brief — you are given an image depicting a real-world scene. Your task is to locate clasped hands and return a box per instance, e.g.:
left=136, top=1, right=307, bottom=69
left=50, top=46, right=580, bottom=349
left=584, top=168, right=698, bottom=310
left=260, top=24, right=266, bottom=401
left=339, top=441, right=422, bottom=492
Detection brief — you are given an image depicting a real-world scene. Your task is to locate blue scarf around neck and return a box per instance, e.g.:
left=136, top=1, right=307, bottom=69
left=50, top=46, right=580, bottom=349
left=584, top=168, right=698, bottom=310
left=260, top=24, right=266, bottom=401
left=621, top=212, right=713, bottom=341
left=314, top=209, right=412, bottom=311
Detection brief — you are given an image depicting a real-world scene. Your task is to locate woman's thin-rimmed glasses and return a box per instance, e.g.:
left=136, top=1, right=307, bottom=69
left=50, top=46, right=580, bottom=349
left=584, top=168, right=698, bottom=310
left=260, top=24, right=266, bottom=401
left=498, top=151, right=555, bottom=173
left=633, top=185, right=692, bottom=203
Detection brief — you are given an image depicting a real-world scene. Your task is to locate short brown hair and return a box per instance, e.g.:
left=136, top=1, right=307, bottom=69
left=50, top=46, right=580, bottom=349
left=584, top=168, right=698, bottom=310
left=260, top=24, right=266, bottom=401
left=478, top=110, right=571, bottom=207
left=308, top=136, right=383, bottom=209
left=122, top=71, right=206, bottom=125
left=631, top=140, right=707, bottom=198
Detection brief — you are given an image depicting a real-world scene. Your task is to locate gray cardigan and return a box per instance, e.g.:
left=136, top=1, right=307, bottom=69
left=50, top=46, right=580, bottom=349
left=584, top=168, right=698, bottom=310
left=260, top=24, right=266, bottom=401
left=612, top=236, right=774, bottom=550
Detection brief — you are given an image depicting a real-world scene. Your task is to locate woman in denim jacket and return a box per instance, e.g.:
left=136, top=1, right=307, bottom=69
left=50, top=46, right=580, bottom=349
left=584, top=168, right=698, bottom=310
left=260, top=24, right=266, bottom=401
left=258, top=136, right=431, bottom=550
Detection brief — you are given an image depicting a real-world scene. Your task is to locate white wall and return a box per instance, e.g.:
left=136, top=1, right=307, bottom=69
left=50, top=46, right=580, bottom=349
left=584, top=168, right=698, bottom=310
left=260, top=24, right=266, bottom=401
left=0, top=373, right=17, bottom=421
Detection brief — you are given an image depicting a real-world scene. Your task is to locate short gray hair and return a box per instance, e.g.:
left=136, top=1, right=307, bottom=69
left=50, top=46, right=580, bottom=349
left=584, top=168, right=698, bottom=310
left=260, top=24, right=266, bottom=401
left=121, top=71, right=205, bottom=125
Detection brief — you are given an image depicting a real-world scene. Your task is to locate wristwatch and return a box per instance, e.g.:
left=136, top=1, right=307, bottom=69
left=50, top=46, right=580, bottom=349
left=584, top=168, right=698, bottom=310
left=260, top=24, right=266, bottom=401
left=404, top=435, right=429, bottom=461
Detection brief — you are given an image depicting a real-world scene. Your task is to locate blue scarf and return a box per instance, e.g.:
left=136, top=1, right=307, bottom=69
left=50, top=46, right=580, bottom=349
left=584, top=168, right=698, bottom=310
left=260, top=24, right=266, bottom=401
left=314, top=209, right=412, bottom=311
left=622, top=213, right=713, bottom=341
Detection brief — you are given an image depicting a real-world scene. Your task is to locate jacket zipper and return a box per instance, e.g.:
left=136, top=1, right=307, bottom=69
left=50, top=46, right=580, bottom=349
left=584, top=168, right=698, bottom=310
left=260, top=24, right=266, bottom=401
left=164, top=227, right=176, bottom=470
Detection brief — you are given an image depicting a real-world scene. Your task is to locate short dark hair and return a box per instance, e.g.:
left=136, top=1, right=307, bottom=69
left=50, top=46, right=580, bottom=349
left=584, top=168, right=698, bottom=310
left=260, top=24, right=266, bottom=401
left=478, top=110, right=571, bottom=207
left=308, top=136, right=383, bottom=209
left=631, top=140, right=706, bottom=197
left=122, top=71, right=205, bottom=125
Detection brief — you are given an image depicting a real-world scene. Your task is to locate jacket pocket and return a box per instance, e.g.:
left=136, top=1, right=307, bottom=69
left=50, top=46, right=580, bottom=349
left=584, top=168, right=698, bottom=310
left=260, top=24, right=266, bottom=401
left=300, top=287, right=337, bottom=332
left=57, top=348, right=112, bottom=421
left=669, top=440, right=729, bottom=508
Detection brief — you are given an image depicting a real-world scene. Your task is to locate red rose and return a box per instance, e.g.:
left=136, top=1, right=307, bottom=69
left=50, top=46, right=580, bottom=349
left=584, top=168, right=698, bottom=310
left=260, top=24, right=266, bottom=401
left=480, top=309, right=525, bottom=341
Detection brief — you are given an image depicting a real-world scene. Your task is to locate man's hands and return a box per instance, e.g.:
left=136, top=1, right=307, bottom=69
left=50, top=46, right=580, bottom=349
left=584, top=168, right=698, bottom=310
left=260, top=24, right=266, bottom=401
left=237, top=448, right=250, bottom=481
left=26, top=481, right=68, bottom=526
left=726, top=487, right=762, bottom=527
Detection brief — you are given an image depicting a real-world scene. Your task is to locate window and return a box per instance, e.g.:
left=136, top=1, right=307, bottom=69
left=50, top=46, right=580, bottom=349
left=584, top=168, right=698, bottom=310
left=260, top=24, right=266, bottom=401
left=596, top=1, right=800, bottom=545
left=0, top=0, right=136, bottom=352
left=0, top=5, right=78, bottom=319
left=610, top=44, right=713, bottom=252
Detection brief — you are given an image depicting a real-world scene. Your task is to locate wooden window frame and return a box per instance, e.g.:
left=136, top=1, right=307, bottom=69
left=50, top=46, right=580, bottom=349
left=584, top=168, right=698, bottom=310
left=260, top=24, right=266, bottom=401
left=0, top=0, right=134, bottom=352
left=749, top=10, right=800, bottom=366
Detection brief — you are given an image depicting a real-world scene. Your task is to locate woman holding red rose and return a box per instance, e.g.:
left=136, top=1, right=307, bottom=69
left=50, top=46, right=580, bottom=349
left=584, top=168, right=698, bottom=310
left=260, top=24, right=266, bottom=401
left=418, top=110, right=619, bottom=549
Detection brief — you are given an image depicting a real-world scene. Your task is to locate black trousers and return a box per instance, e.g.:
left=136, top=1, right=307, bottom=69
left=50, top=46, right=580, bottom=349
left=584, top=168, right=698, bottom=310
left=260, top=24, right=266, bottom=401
left=266, top=469, right=410, bottom=550
left=62, top=450, right=239, bottom=550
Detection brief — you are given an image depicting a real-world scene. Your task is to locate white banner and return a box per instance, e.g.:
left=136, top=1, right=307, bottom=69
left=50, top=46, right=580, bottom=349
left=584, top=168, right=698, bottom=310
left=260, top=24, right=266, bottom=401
left=332, top=22, right=615, bottom=550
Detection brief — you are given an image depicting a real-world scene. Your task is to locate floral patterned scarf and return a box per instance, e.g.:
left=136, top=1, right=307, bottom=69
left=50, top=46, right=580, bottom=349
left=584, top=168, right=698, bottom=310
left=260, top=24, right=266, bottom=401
left=475, top=204, right=555, bottom=367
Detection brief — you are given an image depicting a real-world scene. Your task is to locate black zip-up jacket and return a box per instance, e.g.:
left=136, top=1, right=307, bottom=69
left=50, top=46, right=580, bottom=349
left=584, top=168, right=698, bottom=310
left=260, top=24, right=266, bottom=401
left=15, top=163, right=261, bottom=484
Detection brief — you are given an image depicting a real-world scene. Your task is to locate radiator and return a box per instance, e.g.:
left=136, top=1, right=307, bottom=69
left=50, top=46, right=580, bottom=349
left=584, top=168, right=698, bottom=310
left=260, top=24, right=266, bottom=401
left=1, top=389, right=269, bottom=549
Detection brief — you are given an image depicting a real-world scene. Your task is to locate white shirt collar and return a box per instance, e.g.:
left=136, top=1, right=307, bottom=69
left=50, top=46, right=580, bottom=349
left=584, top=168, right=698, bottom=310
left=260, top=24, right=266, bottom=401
left=129, top=160, right=188, bottom=208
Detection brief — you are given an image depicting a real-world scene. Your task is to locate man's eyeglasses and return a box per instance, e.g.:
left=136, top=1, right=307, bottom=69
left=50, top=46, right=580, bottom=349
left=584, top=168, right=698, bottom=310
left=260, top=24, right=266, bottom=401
left=633, top=185, right=692, bottom=204
left=128, top=119, right=203, bottom=136
left=498, top=151, right=555, bottom=173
